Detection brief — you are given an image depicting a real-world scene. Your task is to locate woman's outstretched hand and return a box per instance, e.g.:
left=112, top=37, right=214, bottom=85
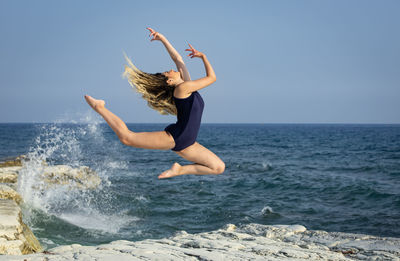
left=146, top=27, right=163, bottom=41
left=185, top=44, right=204, bottom=59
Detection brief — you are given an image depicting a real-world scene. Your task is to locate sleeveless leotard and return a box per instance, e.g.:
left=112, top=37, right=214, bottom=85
left=164, top=91, right=204, bottom=151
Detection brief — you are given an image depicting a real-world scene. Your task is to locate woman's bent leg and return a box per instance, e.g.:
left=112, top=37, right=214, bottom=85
left=158, top=142, right=225, bottom=179
left=85, top=95, right=175, bottom=150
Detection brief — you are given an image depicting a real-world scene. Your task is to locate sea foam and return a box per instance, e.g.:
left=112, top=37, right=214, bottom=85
left=17, top=112, right=139, bottom=237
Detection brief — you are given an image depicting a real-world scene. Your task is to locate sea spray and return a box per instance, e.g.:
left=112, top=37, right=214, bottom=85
left=17, top=123, right=83, bottom=210
left=17, top=113, right=138, bottom=246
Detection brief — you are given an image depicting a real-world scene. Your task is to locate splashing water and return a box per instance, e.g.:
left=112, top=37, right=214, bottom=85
left=17, top=111, right=136, bottom=239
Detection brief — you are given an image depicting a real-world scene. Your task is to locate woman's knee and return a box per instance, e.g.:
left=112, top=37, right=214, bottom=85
left=118, top=130, right=134, bottom=146
left=213, top=161, right=225, bottom=174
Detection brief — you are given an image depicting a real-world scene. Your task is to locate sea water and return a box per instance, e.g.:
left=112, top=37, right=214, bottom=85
left=0, top=121, right=399, bottom=249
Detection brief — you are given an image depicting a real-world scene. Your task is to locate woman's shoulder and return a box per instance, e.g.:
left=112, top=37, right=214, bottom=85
left=173, top=84, right=193, bottom=99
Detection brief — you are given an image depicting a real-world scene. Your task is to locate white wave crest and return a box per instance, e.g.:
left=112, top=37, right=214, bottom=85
left=59, top=209, right=139, bottom=234
left=261, top=206, right=275, bottom=216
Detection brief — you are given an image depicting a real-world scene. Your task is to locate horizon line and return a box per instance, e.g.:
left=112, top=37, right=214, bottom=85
left=0, top=122, right=400, bottom=125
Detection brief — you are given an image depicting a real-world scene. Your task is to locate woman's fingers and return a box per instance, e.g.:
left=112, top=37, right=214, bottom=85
left=185, top=43, right=201, bottom=58
left=187, top=44, right=196, bottom=51
left=147, top=28, right=154, bottom=36
left=149, top=30, right=160, bottom=41
left=147, top=27, right=160, bottom=41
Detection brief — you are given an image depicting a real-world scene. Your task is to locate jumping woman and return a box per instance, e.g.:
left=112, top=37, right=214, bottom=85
left=84, top=27, right=225, bottom=179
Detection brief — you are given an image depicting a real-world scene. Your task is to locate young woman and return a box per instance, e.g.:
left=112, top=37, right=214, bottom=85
left=84, top=27, right=225, bottom=179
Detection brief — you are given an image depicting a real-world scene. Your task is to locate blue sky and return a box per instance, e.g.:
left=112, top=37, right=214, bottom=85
left=0, top=0, right=399, bottom=123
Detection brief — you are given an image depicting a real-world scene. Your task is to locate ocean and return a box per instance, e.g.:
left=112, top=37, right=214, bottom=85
left=0, top=121, right=399, bottom=250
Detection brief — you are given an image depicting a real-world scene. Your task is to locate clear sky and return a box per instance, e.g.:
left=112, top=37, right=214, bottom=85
left=0, top=0, right=399, bottom=123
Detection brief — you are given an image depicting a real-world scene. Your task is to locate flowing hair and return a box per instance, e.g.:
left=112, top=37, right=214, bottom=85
left=122, top=55, right=177, bottom=115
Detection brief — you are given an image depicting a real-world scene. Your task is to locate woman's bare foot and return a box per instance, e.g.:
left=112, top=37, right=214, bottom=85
left=158, top=162, right=182, bottom=179
left=84, top=95, right=105, bottom=113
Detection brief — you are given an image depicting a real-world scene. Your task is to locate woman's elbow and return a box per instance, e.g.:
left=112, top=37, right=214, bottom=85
left=175, top=56, right=184, bottom=63
left=210, top=75, right=217, bottom=83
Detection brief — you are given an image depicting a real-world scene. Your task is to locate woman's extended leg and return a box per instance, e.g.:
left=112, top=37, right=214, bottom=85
left=158, top=142, right=225, bottom=179
left=85, top=95, right=175, bottom=150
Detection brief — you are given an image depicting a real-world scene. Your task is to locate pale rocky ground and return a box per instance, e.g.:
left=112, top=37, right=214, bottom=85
left=1, top=158, right=400, bottom=260
left=1, top=223, right=400, bottom=260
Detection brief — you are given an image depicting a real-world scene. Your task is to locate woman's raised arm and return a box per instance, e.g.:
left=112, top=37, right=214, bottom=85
left=175, top=44, right=216, bottom=95
left=147, top=27, right=191, bottom=81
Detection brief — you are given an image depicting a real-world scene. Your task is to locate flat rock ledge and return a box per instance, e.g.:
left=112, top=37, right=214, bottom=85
left=0, top=223, right=399, bottom=260
left=0, top=156, right=24, bottom=168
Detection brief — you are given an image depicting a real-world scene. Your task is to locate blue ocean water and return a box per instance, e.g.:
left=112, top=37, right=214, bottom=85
left=0, top=122, right=399, bottom=249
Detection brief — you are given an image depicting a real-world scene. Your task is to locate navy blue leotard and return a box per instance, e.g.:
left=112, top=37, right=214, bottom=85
left=164, top=91, right=204, bottom=151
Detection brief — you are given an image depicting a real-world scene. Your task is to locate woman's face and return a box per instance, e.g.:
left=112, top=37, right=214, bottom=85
left=163, top=69, right=181, bottom=85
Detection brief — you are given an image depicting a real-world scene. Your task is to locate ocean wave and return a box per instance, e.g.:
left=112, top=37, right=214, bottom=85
left=260, top=206, right=281, bottom=218
left=261, top=162, right=273, bottom=170
left=106, top=160, right=129, bottom=170
left=231, top=160, right=274, bottom=174
left=59, top=209, right=139, bottom=234
left=261, top=206, right=274, bottom=215
left=323, top=165, right=377, bottom=173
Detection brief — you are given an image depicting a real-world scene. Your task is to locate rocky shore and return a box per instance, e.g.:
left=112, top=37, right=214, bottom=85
left=1, top=157, right=400, bottom=260
left=0, top=223, right=399, bottom=260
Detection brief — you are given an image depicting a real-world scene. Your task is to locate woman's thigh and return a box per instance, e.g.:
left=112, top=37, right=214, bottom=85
left=124, top=130, right=175, bottom=150
left=175, top=142, right=224, bottom=168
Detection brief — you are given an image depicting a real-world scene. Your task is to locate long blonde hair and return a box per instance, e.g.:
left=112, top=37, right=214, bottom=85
left=123, top=55, right=177, bottom=115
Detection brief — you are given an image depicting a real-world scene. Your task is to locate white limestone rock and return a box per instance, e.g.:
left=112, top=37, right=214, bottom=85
left=0, top=199, right=42, bottom=255
left=0, top=184, right=22, bottom=204
left=0, top=167, right=20, bottom=183
left=0, top=199, right=24, bottom=255
left=41, top=165, right=101, bottom=189
left=0, top=239, right=23, bottom=255
left=0, top=199, right=23, bottom=240
left=0, top=223, right=399, bottom=260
